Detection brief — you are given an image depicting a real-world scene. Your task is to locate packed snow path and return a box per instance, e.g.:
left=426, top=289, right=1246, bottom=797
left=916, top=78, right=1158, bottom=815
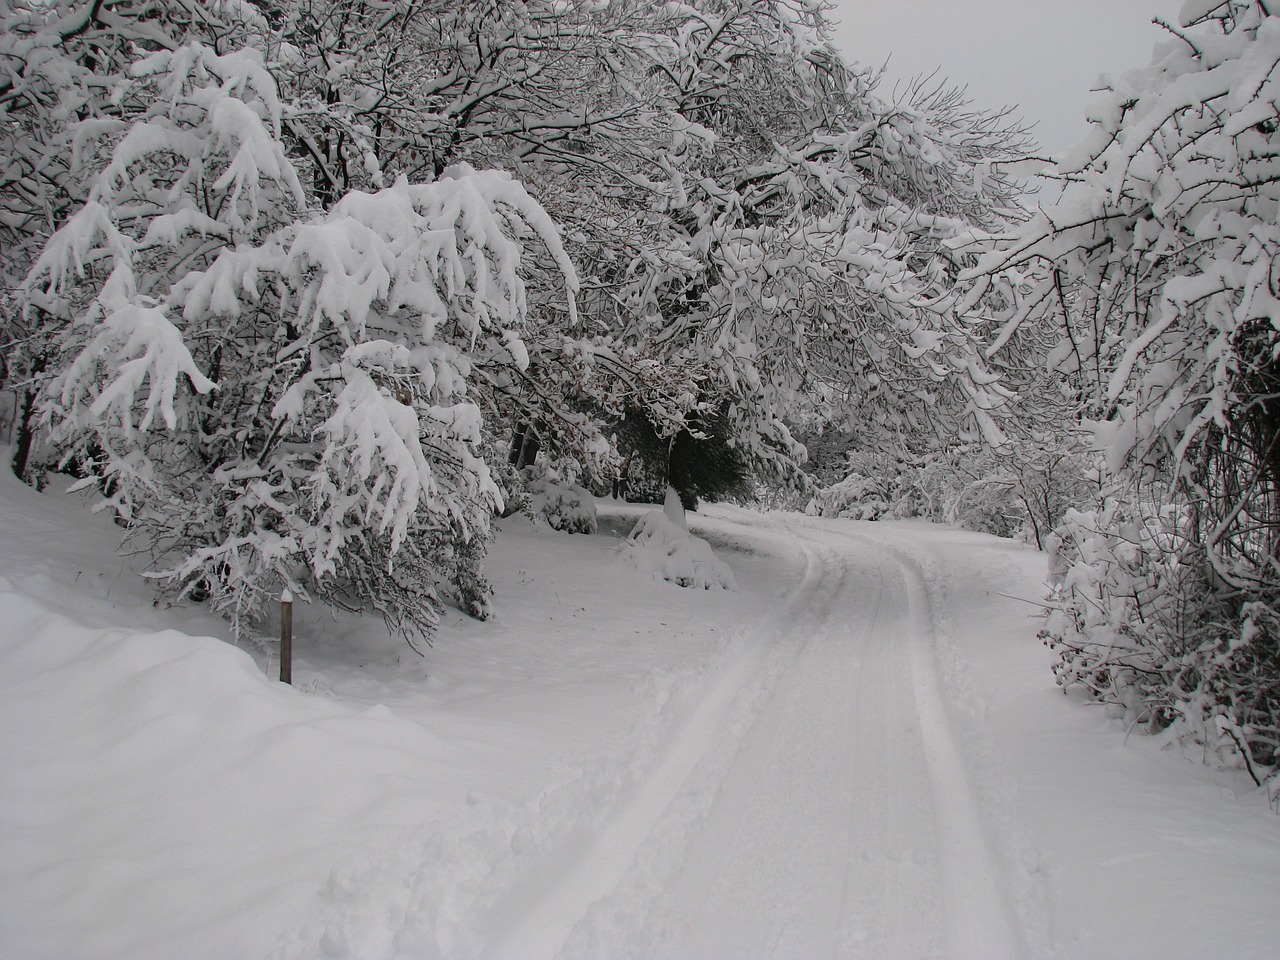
left=479, top=517, right=1026, bottom=959
left=4, top=473, right=1279, bottom=960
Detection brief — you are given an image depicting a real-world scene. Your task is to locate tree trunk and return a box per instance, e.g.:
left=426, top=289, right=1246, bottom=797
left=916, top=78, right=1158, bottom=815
left=11, top=355, right=45, bottom=483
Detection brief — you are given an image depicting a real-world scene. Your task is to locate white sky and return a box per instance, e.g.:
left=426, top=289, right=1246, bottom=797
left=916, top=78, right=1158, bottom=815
left=825, top=0, right=1190, bottom=154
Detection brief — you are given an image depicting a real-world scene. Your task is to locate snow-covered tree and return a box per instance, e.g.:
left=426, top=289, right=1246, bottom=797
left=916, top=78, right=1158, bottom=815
left=18, top=37, right=576, bottom=640
left=4, top=0, right=1035, bottom=635
left=967, top=0, right=1280, bottom=789
left=0, top=0, right=296, bottom=477
left=580, top=10, right=1035, bottom=480
left=290, top=0, right=1035, bottom=499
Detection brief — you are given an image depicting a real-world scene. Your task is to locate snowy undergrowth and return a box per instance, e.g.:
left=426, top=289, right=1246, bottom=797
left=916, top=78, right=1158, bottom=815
left=1044, top=503, right=1280, bottom=796
left=522, top=463, right=598, bottom=535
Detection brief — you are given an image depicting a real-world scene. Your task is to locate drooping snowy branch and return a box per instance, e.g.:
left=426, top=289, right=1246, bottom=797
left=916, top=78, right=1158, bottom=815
left=965, top=1, right=1280, bottom=488
left=14, top=33, right=578, bottom=639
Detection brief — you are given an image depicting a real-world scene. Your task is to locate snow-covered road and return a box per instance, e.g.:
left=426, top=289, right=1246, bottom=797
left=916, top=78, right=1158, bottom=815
left=475, top=517, right=1027, bottom=959
left=2, top=475, right=1278, bottom=960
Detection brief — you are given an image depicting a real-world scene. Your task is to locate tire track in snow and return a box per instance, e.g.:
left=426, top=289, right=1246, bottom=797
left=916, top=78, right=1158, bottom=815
left=622, top=518, right=1028, bottom=958
left=813, top=520, right=1028, bottom=959
left=478, top=532, right=842, bottom=960
left=639, top=524, right=947, bottom=958
left=623, top=532, right=871, bottom=958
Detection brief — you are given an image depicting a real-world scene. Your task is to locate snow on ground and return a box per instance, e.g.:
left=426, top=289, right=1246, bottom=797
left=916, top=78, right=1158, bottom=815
left=1, top=463, right=1278, bottom=959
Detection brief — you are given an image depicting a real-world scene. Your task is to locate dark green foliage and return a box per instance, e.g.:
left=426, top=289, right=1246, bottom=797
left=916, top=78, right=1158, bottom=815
left=614, top=404, right=750, bottom=510
left=668, top=420, right=751, bottom=511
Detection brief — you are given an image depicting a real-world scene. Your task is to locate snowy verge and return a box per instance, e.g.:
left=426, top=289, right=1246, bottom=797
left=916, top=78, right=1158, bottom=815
left=0, top=575, right=463, bottom=960
left=624, top=509, right=738, bottom=590
left=0, top=468, right=755, bottom=960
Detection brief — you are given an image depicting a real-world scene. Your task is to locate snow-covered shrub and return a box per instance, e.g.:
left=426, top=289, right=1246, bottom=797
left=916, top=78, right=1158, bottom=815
left=806, top=472, right=893, bottom=521
left=523, top=462, right=597, bottom=534
left=916, top=442, right=1095, bottom=544
left=625, top=510, right=736, bottom=590
left=805, top=442, right=1095, bottom=544
left=489, top=456, right=532, bottom=519
left=804, top=448, right=922, bottom=521
left=441, top=535, right=494, bottom=622
left=742, top=476, right=810, bottom=512
left=962, top=2, right=1280, bottom=793
left=1043, top=501, right=1279, bottom=791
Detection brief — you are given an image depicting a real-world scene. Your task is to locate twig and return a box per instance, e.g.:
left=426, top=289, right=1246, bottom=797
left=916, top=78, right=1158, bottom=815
left=993, top=590, right=1045, bottom=608
left=1222, top=723, right=1264, bottom=788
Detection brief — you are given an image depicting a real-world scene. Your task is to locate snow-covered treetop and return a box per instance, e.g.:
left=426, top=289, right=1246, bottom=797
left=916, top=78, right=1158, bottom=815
left=12, top=24, right=581, bottom=638
left=962, top=0, right=1280, bottom=579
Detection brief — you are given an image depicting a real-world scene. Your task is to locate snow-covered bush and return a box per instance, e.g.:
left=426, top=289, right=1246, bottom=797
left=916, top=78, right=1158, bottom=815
left=625, top=510, right=736, bottom=590
left=806, top=472, right=894, bottom=521
left=1043, top=502, right=1279, bottom=792
left=803, top=447, right=923, bottom=522
left=804, top=441, right=1095, bottom=545
left=924, top=442, right=1096, bottom=546
left=523, top=462, right=597, bottom=535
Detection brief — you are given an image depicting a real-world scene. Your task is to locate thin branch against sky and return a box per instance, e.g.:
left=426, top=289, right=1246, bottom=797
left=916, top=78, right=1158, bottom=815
left=826, top=0, right=1188, bottom=155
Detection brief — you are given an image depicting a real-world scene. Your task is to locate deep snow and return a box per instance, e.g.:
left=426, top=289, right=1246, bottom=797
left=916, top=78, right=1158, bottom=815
left=1, top=464, right=1277, bottom=959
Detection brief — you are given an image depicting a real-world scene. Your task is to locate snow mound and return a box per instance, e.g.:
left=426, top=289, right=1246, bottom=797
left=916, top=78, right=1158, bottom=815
left=0, top=578, right=453, bottom=960
left=625, top=510, right=737, bottom=590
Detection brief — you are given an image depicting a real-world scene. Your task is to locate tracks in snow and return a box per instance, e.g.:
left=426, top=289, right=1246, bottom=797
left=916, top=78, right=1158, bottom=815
left=479, top=516, right=1026, bottom=959
left=822, top=521, right=1025, bottom=958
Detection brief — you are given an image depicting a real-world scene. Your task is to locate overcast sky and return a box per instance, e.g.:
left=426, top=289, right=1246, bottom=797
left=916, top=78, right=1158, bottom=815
left=825, top=0, right=1190, bottom=154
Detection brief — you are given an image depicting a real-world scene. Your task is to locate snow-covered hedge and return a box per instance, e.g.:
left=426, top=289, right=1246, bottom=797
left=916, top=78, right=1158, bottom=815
left=1043, top=502, right=1279, bottom=794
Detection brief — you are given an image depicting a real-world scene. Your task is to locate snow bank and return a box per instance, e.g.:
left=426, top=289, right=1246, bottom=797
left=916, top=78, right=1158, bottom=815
left=0, top=576, right=461, bottom=960
left=625, top=509, right=737, bottom=590
left=0, top=468, right=751, bottom=960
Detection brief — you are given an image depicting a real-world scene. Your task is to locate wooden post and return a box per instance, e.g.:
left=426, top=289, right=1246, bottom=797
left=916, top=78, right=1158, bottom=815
left=279, top=587, right=293, bottom=684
